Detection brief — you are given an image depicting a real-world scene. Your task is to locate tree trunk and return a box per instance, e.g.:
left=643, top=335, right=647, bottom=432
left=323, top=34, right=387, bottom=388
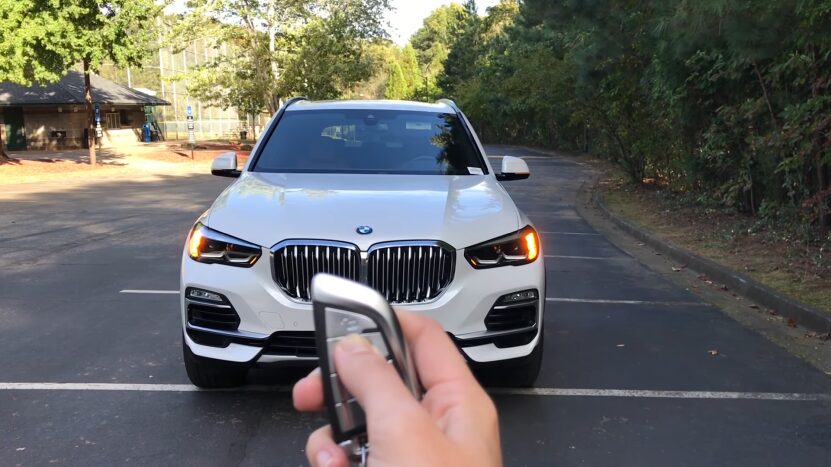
left=752, top=62, right=778, bottom=129
left=83, top=59, right=97, bottom=166
left=819, top=158, right=829, bottom=231
left=0, top=117, right=8, bottom=161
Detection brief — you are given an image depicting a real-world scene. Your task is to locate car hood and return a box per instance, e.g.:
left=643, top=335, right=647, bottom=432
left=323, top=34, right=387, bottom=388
left=206, top=172, right=521, bottom=251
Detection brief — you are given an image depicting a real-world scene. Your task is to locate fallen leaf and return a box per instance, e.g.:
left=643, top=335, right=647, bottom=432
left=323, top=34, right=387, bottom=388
left=720, top=285, right=729, bottom=291
left=749, top=304, right=760, bottom=310
left=616, top=344, right=625, bottom=348
left=672, top=267, right=682, bottom=272
left=708, top=350, right=719, bottom=356
left=786, top=319, right=797, bottom=328
left=768, top=310, right=779, bottom=316
left=806, top=331, right=818, bottom=338
left=16, top=448, right=25, bottom=452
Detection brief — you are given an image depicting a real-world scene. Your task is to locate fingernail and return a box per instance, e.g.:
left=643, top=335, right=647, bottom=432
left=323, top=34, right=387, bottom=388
left=338, top=334, right=373, bottom=354
left=316, top=448, right=334, bottom=467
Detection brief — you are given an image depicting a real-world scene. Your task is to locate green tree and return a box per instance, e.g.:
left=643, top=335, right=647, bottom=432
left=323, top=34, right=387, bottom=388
left=400, top=44, right=422, bottom=95
left=410, top=3, right=470, bottom=79
left=443, top=0, right=830, bottom=230
left=0, top=0, right=164, bottom=163
left=384, top=61, right=408, bottom=99
left=171, top=0, right=390, bottom=115
left=439, top=0, right=485, bottom=97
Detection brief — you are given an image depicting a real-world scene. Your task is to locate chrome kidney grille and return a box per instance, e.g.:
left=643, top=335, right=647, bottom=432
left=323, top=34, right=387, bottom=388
left=271, top=240, right=455, bottom=304
left=368, top=243, right=454, bottom=304
left=272, top=241, right=360, bottom=300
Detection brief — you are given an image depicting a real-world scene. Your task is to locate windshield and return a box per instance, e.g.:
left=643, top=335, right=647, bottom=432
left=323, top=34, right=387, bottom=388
left=252, top=109, right=487, bottom=175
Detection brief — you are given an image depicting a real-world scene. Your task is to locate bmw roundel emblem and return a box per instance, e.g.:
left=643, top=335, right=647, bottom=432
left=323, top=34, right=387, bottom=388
left=356, top=226, right=373, bottom=235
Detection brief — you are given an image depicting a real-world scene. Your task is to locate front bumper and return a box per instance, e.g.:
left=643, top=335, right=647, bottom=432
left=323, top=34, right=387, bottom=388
left=181, top=249, right=545, bottom=365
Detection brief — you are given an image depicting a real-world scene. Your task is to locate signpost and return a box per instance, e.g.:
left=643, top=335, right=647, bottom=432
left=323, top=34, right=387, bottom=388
left=94, top=104, right=102, bottom=151
left=187, top=105, right=195, bottom=159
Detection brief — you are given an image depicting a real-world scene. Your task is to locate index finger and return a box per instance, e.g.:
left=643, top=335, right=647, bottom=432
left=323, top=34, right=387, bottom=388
left=396, top=310, right=477, bottom=391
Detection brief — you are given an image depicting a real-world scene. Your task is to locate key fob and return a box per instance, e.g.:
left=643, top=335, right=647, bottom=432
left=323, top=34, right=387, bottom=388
left=311, top=274, right=422, bottom=461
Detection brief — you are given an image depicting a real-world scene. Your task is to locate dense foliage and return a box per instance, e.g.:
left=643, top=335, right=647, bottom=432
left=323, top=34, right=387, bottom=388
left=424, top=0, right=830, bottom=233
left=169, top=0, right=390, bottom=116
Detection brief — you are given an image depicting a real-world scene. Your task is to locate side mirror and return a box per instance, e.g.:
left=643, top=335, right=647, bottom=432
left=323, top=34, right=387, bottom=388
left=211, top=152, right=241, bottom=178
left=496, top=156, right=530, bottom=181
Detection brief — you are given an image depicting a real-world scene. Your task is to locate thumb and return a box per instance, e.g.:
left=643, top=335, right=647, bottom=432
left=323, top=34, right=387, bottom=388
left=334, top=334, right=421, bottom=419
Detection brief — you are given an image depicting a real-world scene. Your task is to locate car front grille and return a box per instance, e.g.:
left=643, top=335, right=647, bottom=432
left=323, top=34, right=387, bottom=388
left=368, top=243, right=454, bottom=304
left=271, top=241, right=455, bottom=304
left=272, top=241, right=360, bottom=301
left=262, top=331, right=318, bottom=357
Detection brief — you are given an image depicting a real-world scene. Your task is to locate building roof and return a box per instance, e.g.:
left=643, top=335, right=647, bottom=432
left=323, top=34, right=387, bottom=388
left=0, top=70, right=169, bottom=107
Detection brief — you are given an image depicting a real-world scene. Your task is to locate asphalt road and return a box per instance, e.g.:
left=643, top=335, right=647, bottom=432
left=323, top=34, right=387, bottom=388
left=1, top=146, right=830, bottom=466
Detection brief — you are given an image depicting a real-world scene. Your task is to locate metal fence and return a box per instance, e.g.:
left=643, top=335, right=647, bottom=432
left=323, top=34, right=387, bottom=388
left=158, top=119, right=257, bottom=141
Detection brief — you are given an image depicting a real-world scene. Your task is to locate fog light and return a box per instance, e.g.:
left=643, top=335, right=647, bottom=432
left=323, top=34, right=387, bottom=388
left=498, top=289, right=538, bottom=304
left=187, top=288, right=224, bottom=303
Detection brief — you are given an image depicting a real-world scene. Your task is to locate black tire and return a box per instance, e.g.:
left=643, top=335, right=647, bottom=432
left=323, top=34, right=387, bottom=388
left=475, top=330, right=544, bottom=388
left=183, top=338, right=249, bottom=389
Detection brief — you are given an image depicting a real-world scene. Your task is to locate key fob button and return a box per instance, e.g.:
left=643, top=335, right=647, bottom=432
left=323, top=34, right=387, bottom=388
left=325, top=308, right=377, bottom=336
left=329, top=373, right=350, bottom=404
left=326, top=336, right=343, bottom=369
left=362, top=332, right=389, bottom=358
left=336, top=399, right=366, bottom=432
left=346, top=399, right=365, bottom=428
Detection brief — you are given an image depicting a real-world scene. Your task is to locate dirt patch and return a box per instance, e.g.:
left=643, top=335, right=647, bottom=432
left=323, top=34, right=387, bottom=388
left=0, top=146, right=250, bottom=185
left=1, top=159, right=133, bottom=184
left=598, top=176, right=831, bottom=316
left=136, top=148, right=251, bottom=164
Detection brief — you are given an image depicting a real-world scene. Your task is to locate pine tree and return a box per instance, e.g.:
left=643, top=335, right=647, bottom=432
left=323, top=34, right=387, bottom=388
left=384, top=61, right=408, bottom=100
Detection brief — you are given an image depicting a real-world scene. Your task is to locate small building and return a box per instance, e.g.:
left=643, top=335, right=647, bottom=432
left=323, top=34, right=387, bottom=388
left=0, top=70, right=169, bottom=151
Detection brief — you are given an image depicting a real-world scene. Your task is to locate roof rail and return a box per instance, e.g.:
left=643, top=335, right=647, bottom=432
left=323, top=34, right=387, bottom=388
left=436, top=98, right=460, bottom=113
left=283, top=96, right=308, bottom=110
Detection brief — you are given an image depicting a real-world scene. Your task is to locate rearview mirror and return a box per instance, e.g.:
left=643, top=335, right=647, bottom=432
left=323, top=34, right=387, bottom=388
left=496, top=156, right=530, bottom=181
left=211, top=152, right=241, bottom=178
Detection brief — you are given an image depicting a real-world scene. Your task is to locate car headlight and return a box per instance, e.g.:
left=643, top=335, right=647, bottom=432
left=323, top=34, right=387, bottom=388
left=187, top=222, right=262, bottom=267
left=464, top=226, right=540, bottom=269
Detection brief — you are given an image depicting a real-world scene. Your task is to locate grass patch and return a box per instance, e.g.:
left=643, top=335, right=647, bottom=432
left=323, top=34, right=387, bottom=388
left=599, top=178, right=831, bottom=316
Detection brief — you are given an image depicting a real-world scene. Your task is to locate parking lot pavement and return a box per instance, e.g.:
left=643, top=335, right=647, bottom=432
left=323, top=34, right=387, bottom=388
left=2, top=147, right=830, bottom=466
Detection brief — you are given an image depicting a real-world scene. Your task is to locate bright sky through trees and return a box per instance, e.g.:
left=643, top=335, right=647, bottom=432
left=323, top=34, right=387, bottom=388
left=387, top=0, right=499, bottom=44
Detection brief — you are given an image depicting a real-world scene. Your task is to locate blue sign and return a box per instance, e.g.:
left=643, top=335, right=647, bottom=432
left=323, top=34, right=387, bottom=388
left=186, top=105, right=193, bottom=117
left=94, top=104, right=100, bottom=123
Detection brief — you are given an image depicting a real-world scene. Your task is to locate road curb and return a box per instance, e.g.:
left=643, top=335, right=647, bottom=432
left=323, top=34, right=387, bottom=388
left=590, top=187, right=831, bottom=335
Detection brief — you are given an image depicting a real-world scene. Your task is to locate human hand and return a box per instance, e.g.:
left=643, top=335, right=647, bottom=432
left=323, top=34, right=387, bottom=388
left=293, top=310, right=502, bottom=467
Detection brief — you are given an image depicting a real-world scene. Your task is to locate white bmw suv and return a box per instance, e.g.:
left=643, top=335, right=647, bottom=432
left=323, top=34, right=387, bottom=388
left=181, top=98, right=545, bottom=388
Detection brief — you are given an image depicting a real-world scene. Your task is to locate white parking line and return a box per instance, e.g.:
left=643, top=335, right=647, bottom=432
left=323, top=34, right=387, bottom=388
left=120, top=290, right=179, bottom=295
left=2, top=382, right=828, bottom=402
left=546, top=297, right=704, bottom=306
